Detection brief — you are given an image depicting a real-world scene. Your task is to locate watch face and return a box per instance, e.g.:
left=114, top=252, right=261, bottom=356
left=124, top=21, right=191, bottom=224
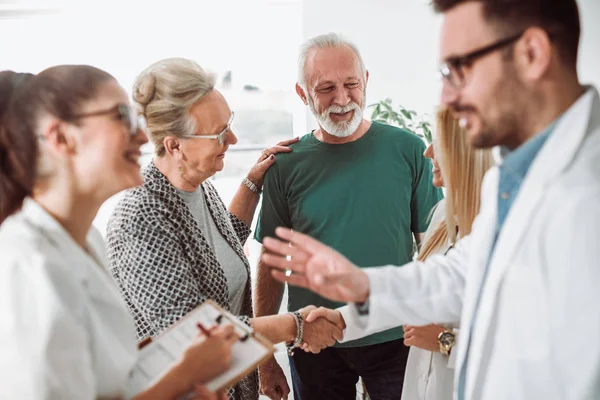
left=439, top=332, right=456, bottom=346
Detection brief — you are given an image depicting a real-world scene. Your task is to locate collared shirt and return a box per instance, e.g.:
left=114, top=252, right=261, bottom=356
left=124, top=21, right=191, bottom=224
left=457, top=119, right=560, bottom=400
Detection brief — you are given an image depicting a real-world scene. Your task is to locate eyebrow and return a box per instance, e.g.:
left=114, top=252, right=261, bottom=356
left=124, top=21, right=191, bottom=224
left=315, top=78, right=360, bottom=87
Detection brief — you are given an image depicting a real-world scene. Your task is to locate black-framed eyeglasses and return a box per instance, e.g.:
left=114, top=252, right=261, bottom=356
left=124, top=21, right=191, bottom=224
left=181, top=111, right=235, bottom=145
left=439, top=31, right=524, bottom=89
left=71, top=103, right=146, bottom=136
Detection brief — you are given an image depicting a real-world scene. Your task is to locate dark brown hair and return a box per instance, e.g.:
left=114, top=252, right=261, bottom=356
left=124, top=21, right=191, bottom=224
left=432, top=0, right=580, bottom=67
left=0, top=65, right=115, bottom=224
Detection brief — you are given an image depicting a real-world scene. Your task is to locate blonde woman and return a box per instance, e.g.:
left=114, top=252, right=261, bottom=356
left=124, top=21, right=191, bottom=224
left=106, top=58, right=344, bottom=400
left=400, top=108, right=493, bottom=400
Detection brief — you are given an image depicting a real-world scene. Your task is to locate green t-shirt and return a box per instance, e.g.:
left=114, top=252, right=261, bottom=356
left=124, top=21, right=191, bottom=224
left=254, top=122, right=443, bottom=347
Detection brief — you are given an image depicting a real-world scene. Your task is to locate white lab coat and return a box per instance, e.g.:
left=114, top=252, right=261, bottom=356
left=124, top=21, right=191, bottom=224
left=0, top=200, right=138, bottom=399
left=340, top=87, right=600, bottom=399
left=401, top=199, right=459, bottom=400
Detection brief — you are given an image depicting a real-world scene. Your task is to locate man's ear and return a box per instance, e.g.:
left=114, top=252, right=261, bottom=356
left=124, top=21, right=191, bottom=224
left=515, top=27, right=552, bottom=83
left=296, top=83, right=309, bottom=105
left=365, top=70, right=369, bottom=86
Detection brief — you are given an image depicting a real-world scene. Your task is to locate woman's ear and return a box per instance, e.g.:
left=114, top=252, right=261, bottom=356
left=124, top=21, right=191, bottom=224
left=40, top=119, right=78, bottom=155
left=163, top=136, right=181, bottom=157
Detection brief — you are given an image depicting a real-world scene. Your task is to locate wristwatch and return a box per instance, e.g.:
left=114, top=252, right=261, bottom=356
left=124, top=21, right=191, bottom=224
left=242, top=177, right=262, bottom=195
left=437, top=329, right=456, bottom=355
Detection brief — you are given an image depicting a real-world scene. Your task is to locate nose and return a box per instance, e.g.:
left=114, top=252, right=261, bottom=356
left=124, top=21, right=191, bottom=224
left=440, top=80, right=460, bottom=107
left=226, top=128, right=238, bottom=145
left=333, top=87, right=351, bottom=107
left=135, top=127, right=149, bottom=145
left=423, top=142, right=434, bottom=160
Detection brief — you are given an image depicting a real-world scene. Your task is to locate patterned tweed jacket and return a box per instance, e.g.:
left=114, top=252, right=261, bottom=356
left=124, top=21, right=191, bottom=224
left=106, top=162, right=258, bottom=400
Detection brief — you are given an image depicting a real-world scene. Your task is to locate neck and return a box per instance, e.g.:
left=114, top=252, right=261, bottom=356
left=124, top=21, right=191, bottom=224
left=153, top=156, right=206, bottom=192
left=511, top=76, right=585, bottom=149
left=33, top=181, right=103, bottom=250
left=314, top=119, right=372, bottom=144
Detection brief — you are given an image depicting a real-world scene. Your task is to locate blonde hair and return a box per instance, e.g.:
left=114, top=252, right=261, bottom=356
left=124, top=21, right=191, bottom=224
left=132, top=58, right=216, bottom=156
left=418, top=107, right=494, bottom=261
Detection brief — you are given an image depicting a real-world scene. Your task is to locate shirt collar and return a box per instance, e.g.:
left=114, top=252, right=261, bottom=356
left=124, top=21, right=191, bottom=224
left=495, top=117, right=561, bottom=180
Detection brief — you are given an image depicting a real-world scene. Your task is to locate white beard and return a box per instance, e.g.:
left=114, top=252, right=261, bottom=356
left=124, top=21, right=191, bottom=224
left=309, top=96, right=364, bottom=138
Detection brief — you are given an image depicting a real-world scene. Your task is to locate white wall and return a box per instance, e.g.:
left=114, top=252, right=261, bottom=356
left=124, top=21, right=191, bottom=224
left=578, top=0, right=600, bottom=88
left=300, top=0, right=600, bottom=131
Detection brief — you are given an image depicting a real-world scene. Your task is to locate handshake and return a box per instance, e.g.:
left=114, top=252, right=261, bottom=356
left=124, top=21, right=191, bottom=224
left=294, top=305, right=346, bottom=354
left=259, top=306, right=345, bottom=400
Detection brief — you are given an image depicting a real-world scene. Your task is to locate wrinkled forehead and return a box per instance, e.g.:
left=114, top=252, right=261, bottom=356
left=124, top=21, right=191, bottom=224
left=305, top=46, right=364, bottom=87
left=439, top=2, right=501, bottom=61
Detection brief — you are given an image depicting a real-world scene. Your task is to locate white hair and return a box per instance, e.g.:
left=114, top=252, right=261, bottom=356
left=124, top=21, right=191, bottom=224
left=297, top=32, right=366, bottom=90
left=132, top=58, right=217, bottom=156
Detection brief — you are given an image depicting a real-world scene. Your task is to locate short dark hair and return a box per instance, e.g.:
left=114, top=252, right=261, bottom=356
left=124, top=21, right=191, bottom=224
left=432, top=0, right=580, bottom=67
left=0, top=65, right=115, bottom=224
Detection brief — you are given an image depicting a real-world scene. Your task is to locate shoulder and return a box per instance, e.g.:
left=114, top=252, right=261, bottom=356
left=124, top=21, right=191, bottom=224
left=108, top=184, right=165, bottom=229
left=0, top=219, right=81, bottom=304
left=371, top=122, right=427, bottom=151
left=0, top=212, right=47, bottom=260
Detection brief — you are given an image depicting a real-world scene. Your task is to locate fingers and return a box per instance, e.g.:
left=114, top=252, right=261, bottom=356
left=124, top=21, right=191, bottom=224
left=331, top=325, right=344, bottom=342
left=262, top=237, right=310, bottom=264
left=273, top=227, right=329, bottom=254
left=305, top=308, right=327, bottom=323
left=261, top=250, right=308, bottom=274
left=193, top=385, right=221, bottom=400
left=266, top=145, right=294, bottom=155
left=212, top=324, right=236, bottom=340
left=271, top=269, right=310, bottom=288
left=276, top=137, right=300, bottom=146
left=306, top=307, right=345, bottom=331
left=262, top=385, right=281, bottom=400
left=256, top=154, right=276, bottom=170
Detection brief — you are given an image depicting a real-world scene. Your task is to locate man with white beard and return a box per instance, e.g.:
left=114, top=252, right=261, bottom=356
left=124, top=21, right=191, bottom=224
left=253, top=32, right=443, bottom=400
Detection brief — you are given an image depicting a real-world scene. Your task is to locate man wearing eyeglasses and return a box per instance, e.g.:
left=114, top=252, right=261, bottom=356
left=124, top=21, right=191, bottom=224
left=257, top=1, right=600, bottom=400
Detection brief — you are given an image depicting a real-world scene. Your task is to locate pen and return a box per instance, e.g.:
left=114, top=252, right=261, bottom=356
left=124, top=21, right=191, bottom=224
left=196, top=322, right=211, bottom=337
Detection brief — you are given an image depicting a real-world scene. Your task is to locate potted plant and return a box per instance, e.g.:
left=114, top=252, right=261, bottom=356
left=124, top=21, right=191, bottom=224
left=368, top=98, right=433, bottom=144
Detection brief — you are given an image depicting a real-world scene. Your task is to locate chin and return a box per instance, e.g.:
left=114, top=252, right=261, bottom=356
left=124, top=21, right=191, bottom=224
left=116, top=172, right=144, bottom=194
left=214, top=159, right=225, bottom=171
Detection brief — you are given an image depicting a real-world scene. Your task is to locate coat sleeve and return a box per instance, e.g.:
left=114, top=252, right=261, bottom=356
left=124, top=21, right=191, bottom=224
left=229, top=211, right=252, bottom=245
left=0, top=253, right=95, bottom=399
left=339, top=233, right=470, bottom=343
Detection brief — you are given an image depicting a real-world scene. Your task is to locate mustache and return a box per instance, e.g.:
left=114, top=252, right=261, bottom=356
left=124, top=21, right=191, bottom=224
left=324, top=102, right=360, bottom=115
left=450, top=104, right=477, bottom=113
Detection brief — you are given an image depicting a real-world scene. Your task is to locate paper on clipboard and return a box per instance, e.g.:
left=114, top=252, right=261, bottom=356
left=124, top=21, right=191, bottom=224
left=124, top=300, right=275, bottom=398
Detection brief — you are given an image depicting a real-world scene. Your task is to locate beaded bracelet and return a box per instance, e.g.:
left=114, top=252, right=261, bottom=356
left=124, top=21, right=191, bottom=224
left=286, top=311, right=304, bottom=356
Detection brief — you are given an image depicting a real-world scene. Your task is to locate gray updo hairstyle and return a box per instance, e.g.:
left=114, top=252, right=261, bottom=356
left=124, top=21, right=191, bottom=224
left=132, top=58, right=217, bottom=156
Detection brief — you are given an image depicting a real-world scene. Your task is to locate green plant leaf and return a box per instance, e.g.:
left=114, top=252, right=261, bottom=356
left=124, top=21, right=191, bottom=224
left=400, top=109, right=413, bottom=120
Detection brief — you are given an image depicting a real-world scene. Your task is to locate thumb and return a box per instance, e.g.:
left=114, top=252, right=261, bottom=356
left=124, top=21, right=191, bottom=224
left=305, top=308, right=327, bottom=323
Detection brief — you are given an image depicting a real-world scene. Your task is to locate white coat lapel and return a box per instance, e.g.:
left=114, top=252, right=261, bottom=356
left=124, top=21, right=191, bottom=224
left=464, top=88, right=598, bottom=397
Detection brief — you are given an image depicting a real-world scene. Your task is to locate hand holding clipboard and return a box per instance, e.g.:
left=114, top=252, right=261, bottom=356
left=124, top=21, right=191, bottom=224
left=125, top=301, right=275, bottom=399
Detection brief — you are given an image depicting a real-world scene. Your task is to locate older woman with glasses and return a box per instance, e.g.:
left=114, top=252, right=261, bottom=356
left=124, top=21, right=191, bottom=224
left=106, top=58, right=343, bottom=400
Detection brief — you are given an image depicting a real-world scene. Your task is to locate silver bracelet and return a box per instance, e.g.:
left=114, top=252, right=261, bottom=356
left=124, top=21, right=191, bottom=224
left=242, top=177, right=261, bottom=195
left=286, top=311, right=304, bottom=356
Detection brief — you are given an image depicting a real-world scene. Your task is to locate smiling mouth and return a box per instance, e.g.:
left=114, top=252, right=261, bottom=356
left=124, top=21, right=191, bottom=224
left=331, top=110, right=353, bottom=118
left=124, top=150, right=141, bottom=165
